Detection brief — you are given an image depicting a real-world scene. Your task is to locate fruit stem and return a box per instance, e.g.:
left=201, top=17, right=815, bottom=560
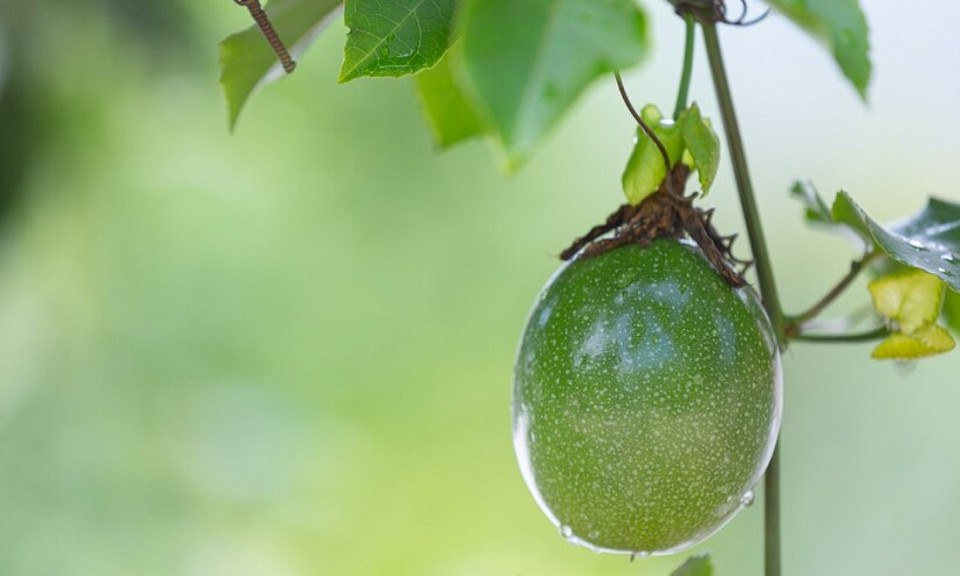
left=673, top=13, right=696, bottom=121
left=700, top=20, right=784, bottom=576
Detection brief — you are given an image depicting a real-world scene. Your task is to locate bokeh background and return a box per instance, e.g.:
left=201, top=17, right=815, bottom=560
left=1, top=1, right=958, bottom=575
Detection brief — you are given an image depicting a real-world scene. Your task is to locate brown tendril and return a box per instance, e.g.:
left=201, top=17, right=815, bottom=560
left=234, top=0, right=297, bottom=73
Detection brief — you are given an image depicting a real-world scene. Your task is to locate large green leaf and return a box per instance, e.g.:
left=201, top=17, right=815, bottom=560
left=220, top=0, right=343, bottom=129
left=671, top=554, right=713, bottom=576
left=339, top=0, right=457, bottom=82
left=414, top=52, right=484, bottom=148
left=833, top=193, right=960, bottom=291
left=764, top=0, right=871, bottom=98
left=459, top=0, right=648, bottom=161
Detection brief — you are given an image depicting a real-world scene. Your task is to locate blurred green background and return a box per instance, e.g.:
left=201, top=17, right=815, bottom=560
left=1, top=1, right=959, bottom=575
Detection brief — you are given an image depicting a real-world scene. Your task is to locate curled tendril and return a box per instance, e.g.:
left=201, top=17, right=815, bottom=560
left=670, top=0, right=771, bottom=27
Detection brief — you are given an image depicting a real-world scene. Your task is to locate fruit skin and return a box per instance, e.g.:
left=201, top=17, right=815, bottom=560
left=513, top=238, right=782, bottom=555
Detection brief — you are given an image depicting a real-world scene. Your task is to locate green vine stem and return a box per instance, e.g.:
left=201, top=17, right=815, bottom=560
left=700, top=19, right=784, bottom=576
left=673, top=13, right=696, bottom=121
left=785, top=252, right=880, bottom=335
left=792, top=326, right=890, bottom=343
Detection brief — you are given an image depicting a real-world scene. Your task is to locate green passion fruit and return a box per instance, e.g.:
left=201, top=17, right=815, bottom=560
left=513, top=238, right=782, bottom=555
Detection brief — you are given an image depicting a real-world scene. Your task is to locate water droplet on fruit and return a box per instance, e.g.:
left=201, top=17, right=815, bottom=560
left=560, top=525, right=573, bottom=538
left=740, top=491, right=755, bottom=507
left=632, top=551, right=651, bottom=561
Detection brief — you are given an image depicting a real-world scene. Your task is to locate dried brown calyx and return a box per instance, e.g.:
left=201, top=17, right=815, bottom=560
left=559, top=164, right=752, bottom=288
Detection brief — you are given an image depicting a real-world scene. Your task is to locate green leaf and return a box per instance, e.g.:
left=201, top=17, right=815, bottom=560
left=790, top=180, right=834, bottom=224
left=764, top=0, right=871, bottom=98
left=671, top=554, right=713, bottom=576
left=621, top=105, right=685, bottom=205
left=620, top=104, right=720, bottom=204
left=868, top=269, right=955, bottom=360
left=680, top=103, right=720, bottom=195
left=220, top=0, right=343, bottom=129
left=339, top=0, right=457, bottom=82
left=833, top=192, right=960, bottom=291
left=414, top=52, right=484, bottom=148
left=944, top=289, right=960, bottom=335
left=459, top=0, right=648, bottom=161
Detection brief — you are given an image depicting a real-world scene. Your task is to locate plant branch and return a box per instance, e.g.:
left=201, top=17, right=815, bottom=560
left=673, top=13, right=696, bottom=121
left=764, top=446, right=781, bottom=576
left=700, top=22, right=785, bottom=343
left=792, top=326, right=890, bottom=343
left=786, top=252, right=880, bottom=334
left=701, top=20, right=784, bottom=576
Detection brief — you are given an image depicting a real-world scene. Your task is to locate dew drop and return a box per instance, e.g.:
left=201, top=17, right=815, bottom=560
left=588, top=530, right=600, bottom=539
left=941, top=253, right=957, bottom=263
left=560, top=525, right=573, bottom=538
left=631, top=551, right=651, bottom=561
left=908, top=240, right=929, bottom=251
left=740, top=491, right=755, bottom=507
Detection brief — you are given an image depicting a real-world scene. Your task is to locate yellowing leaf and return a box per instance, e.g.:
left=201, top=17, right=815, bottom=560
left=868, top=269, right=945, bottom=334
left=872, top=325, right=956, bottom=360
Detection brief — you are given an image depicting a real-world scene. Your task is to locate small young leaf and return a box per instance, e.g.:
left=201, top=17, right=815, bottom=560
left=671, top=554, right=713, bottom=576
left=220, top=0, right=343, bottom=129
left=339, top=0, right=457, bottom=82
left=680, top=103, right=720, bottom=194
left=414, top=52, right=484, bottom=148
left=872, top=325, right=955, bottom=360
left=868, top=269, right=944, bottom=334
left=764, top=0, right=871, bottom=98
left=459, top=0, right=648, bottom=161
left=868, top=269, right=955, bottom=360
left=832, top=192, right=960, bottom=291
left=621, top=105, right=685, bottom=205
left=790, top=181, right=834, bottom=224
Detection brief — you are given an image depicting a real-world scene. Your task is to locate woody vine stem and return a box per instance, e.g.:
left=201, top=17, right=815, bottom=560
left=701, top=19, right=783, bottom=576
left=698, top=17, right=785, bottom=576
